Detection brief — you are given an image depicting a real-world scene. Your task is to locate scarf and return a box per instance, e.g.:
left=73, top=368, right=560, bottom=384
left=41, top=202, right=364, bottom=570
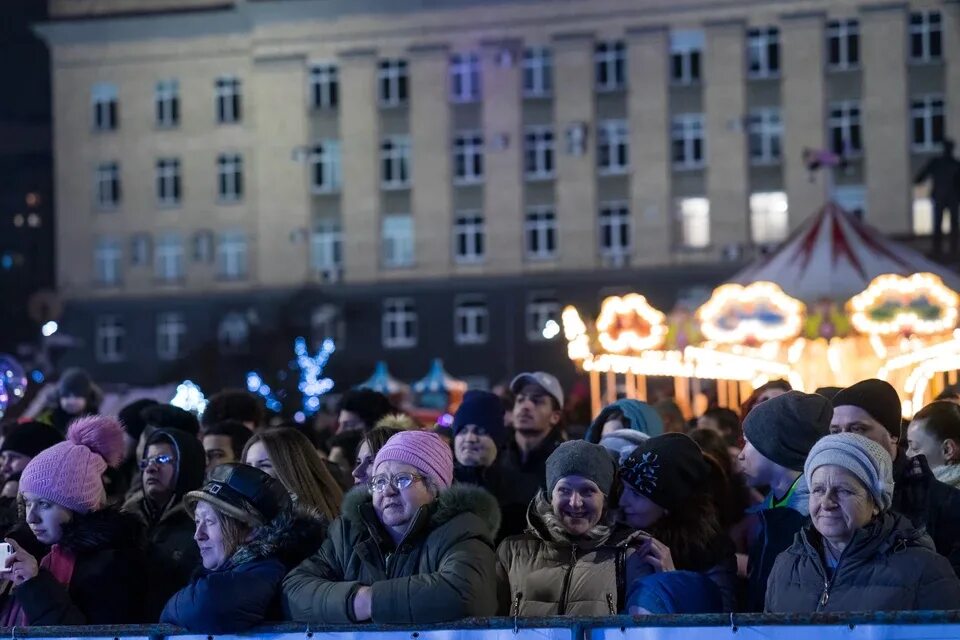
left=0, top=544, right=78, bottom=626
left=934, top=464, right=960, bottom=490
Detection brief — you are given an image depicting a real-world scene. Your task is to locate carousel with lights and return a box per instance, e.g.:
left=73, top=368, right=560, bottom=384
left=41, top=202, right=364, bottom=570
left=563, top=202, right=960, bottom=418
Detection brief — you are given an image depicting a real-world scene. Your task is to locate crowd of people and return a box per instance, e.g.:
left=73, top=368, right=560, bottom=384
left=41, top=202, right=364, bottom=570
left=2, top=368, right=960, bottom=629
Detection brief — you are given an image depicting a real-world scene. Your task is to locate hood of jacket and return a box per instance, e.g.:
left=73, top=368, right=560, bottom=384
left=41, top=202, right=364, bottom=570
left=226, top=505, right=328, bottom=570
left=750, top=474, right=811, bottom=516
left=585, top=400, right=664, bottom=443
left=934, top=463, right=960, bottom=490
left=340, top=483, right=501, bottom=545
left=797, top=510, right=934, bottom=565
left=523, top=491, right=618, bottom=550
left=56, top=507, right=146, bottom=555
left=146, top=428, right=205, bottom=500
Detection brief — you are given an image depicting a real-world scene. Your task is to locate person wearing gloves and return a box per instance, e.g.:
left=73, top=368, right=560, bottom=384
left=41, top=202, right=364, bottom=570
left=0, top=416, right=145, bottom=625
left=282, top=430, right=500, bottom=624
left=618, top=433, right=737, bottom=612
left=161, top=463, right=328, bottom=632
left=766, top=433, right=960, bottom=612
left=584, top=399, right=665, bottom=444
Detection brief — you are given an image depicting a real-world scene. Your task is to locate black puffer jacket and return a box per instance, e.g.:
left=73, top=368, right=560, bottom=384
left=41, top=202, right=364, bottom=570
left=892, top=452, right=960, bottom=576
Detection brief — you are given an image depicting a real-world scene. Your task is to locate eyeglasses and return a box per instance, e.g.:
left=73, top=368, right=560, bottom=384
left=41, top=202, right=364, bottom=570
left=368, top=472, right=425, bottom=493
left=139, top=454, right=175, bottom=471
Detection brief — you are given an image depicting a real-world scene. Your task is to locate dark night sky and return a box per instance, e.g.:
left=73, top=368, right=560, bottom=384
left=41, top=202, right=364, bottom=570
left=0, top=1, right=51, bottom=124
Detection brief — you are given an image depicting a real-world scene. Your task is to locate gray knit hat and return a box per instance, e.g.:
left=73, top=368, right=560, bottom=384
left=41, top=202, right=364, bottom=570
left=742, top=391, right=832, bottom=471
left=546, top=440, right=617, bottom=495
left=804, top=433, right=894, bottom=511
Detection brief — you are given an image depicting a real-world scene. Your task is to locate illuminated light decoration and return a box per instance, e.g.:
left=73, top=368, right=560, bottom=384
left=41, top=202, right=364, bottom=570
left=562, top=306, right=592, bottom=362
left=246, top=371, right=282, bottom=413
left=869, top=334, right=888, bottom=360
left=788, top=372, right=807, bottom=393
left=542, top=320, right=561, bottom=340
left=596, top=294, right=668, bottom=354
left=171, top=380, right=207, bottom=415
left=697, top=282, right=805, bottom=345
left=848, top=273, right=960, bottom=337
left=752, top=375, right=770, bottom=389
left=909, top=355, right=960, bottom=417
left=788, top=338, right=806, bottom=364
left=297, top=337, right=335, bottom=415
left=877, top=337, right=960, bottom=381
left=827, top=339, right=842, bottom=375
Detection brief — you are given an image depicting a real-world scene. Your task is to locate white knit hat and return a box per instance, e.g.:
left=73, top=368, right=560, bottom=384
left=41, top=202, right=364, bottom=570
left=804, top=433, right=894, bottom=511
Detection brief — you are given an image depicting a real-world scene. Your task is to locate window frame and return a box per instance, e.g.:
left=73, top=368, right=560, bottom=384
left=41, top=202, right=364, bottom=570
left=309, top=63, right=339, bottom=110
left=522, top=47, right=553, bottom=98
left=215, top=76, right=242, bottom=124
left=381, top=136, right=412, bottom=189
left=594, top=41, right=627, bottom=92
left=381, top=213, right=415, bottom=269
left=911, top=95, right=945, bottom=153
left=378, top=59, right=409, bottom=108
left=599, top=201, right=631, bottom=258
left=382, top=297, right=417, bottom=349
left=93, top=237, right=123, bottom=287
left=597, top=119, right=629, bottom=175
left=671, top=114, right=706, bottom=170
left=310, top=219, right=343, bottom=276
left=524, top=126, right=556, bottom=180
left=155, top=232, right=185, bottom=283
left=747, top=108, right=783, bottom=165
left=746, top=27, right=781, bottom=79
left=454, top=296, right=490, bottom=345
left=453, top=211, right=485, bottom=264
left=95, top=315, right=126, bottom=363
left=826, top=19, right=860, bottom=71
left=449, top=52, right=481, bottom=104
left=95, top=161, right=121, bottom=209
left=156, top=158, right=182, bottom=207
left=92, top=83, right=119, bottom=132
left=156, top=312, right=187, bottom=361
left=676, top=197, right=711, bottom=249
left=217, top=230, right=248, bottom=280
left=526, top=296, right=561, bottom=342
left=524, top=205, right=558, bottom=261
left=909, top=11, right=943, bottom=63
left=155, top=79, right=180, bottom=128
left=828, top=100, right=863, bottom=157
left=453, top=131, right=485, bottom=185
left=217, top=153, right=244, bottom=202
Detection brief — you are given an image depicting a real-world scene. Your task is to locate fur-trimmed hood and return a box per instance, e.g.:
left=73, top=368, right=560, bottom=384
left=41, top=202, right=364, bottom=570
left=524, top=491, right=619, bottom=550
left=56, top=507, right=146, bottom=554
left=225, top=505, right=328, bottom=570
left=340, top=483, right=501, bottom=542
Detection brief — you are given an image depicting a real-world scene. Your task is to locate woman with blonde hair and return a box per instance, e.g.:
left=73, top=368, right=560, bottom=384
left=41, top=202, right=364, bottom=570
left=242, top=428, right=343, bottom=520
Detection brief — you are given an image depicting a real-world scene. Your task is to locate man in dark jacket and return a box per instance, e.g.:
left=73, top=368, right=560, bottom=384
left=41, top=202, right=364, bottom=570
left=500, top=372, right=565, bottom=493
left=831, top=379, right=960, bottom=576
left=739, top=391, right=832, bottom=611
left=915, top=138, right=960, bottom=256
left=122, top=427, right=205, bottom=619
left=453, top=390, right=531, bottom=541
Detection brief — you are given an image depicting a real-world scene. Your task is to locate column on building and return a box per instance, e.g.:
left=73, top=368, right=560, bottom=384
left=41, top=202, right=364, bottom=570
left=704, top=19, right=749, bottom=252
left=409, top=44, right=452, bottom=278
left=861, top=4, right=910, bottom=233
left=252, top=54, right=312, bottom=286
left=626, top=26, right=671, bottom=265
left=552, top=32, right=597, bottom=270
left=945, top=1, right=960, bottom=142
left=481, top=39, right=523, bottom=274
left=338, top=49, right=380, bottom=282
left=781, top=11, right=826, bottom=226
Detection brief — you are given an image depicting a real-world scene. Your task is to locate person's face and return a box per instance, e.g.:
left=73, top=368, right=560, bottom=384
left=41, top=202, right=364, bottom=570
left=809, top=465, right=877, bottom=547
left=830, top=405, right=898, bottom=459
left=738, top=439, right=780, bottom=489
left=59, top=395, right=87, bottom=415
left=244, top=441, right=276, bottom=479
left=0, top=451, right=31, bottom=480
left=23, top=491, right=73, bottom=545
left=600, top=419, right=624, bottom=437
left=551, top=476, right=605, bottom=536
left=352, top=440, right=374, bottom=486
left=337, top=410, right=366, bottom=434
left=906, top=419, right=948, bottom=467
left=194, top=501, right=232, bottom=571
left=142, top=443, right=178, bottom=504
left=202, top=435, right=236, bottom=474
left=512, top=384, right=561, bottom=435
left=454, top=425, right=498, bottom=468
left=619, top=483, right=666, bottom=529
left=757, top=388, right=788, bottom=404
left=371, top=460, right=436, bottom=535
left=328, top=446, right=352, bottom=475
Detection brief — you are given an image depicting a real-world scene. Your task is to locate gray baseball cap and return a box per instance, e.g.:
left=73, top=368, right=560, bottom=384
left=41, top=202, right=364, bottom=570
left=510, top=371, right=564, bottom=409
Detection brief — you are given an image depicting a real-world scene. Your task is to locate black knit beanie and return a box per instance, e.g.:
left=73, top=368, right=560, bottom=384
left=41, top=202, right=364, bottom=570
left=620, top=433, right=708, bottom=511
left=0, top=421, right=65, bottom=458
left=742, top=391, right=832, bottom=471
left=831, top=379, right=903, bottom=439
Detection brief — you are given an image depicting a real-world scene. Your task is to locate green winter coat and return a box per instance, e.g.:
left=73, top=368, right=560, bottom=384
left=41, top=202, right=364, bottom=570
left=282, top=484, right=501, bottom=624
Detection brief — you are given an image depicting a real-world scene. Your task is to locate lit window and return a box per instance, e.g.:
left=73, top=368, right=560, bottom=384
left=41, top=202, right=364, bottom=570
left=750, top=192, right=789, bottom=245
left=526, top=296, right=560, bottom=342
left=677, top=197, right=710, bottom=249
left=311, top=219, right=342, bottom=279
left=382, top=214, right=414, bottom=268
left=218, top=230, right=248, bottom=280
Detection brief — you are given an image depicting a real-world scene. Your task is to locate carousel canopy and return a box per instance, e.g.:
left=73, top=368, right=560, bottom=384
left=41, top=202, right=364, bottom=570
left=356, top=361, right=410, bottom=395
left=732, top=202, right=960, bottom=303
left=413, top=358, right=467, bottom=394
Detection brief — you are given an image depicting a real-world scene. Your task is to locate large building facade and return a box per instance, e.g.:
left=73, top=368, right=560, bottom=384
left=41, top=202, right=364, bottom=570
left=37, top=0, right=960, bottom=393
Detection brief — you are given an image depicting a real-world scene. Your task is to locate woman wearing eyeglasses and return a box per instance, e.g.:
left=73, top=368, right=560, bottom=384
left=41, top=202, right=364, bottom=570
left=282, top=430, right=500, bottom=624
left=122, top=426, right=205, bottom=620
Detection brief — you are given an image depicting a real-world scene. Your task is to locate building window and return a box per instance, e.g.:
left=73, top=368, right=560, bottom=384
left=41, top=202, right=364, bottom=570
left=92, top=83, right=118, bottom=131
left=378, top=59, right=409, bottom=107
left=453, top=132, right=484, bottom=184
left=215, top=76, right=242, bottom=124
left=309, top=64, right=339, bottom=110
left=827, top=19, right=859, bottom=70
left=157, top=312, right=186, bottom=361
left=829, top=101, right=863, bottom=156
left=156, top=158, right=182, bottom=206
left=670, top=30, right=703, bottom=85
left=525, top=206, right=557, bottom=260
left=95, top=162, right=121, bottom=209
left=382, top=214, right=414, bottom=269
left=217, top=153, right=244, bottom=202
left=911, top=95, right=945, bottom=152
left=748, top=108, right=783, bottom=165
left=524, top=126, right=555, bottom=180
left=910, top=11, right=942, bottom=63
left=381, top=136, right=411, bottom=189
left=454, top=212, right=485, bottom=264
left=747, top=27, right=780, bottom=79
left=95, top=316, right=125, bottom=363
left=310, top=141, right=342, bottom=193
left=526, top=296, right=560, bottom=342
left=155, top=233, right=184, bottom=283
left=455, top=297, right=489, bottom=345
left=218, top=230, right=248, bottom=280
left=599, top=202, right=630, bottom=261
left=218, top=312, right=249, bottom=354
left=312, top=305, right=344, bottom=346
left=311, top=219, right=342, bottom=278
left=523, top=47, right=553, bottom=98
left=155, top=79, right=180, bottom=127
left=750, top=192, right=789, bottom=245
left=835, top=185, right=866, bottom=219
left=383, top=298, right=417, bottom=349
left=130, top=234, right=152, bottom=267
left=94, top=237, right=122, bottom=286
left=671, top=114, right=705, bottom=169
left=597, top=120, right=629, bottom=175
left=677, top=197, right=710, bottom=249
left=595, top=41, right=626, bottom=92
left=193, top=230, right=214, bottom=264
left=450, top=53, right=481, bottom=103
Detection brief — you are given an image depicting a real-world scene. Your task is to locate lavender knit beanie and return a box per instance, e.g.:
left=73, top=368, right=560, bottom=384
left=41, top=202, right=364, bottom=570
left=373, top=430, right=454, bottom=489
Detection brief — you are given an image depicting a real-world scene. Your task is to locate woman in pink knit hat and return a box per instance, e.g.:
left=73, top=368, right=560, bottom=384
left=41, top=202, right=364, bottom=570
left=283, top=429, right=501, bottom=625
left=0, top=416, right=146, bottom=625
